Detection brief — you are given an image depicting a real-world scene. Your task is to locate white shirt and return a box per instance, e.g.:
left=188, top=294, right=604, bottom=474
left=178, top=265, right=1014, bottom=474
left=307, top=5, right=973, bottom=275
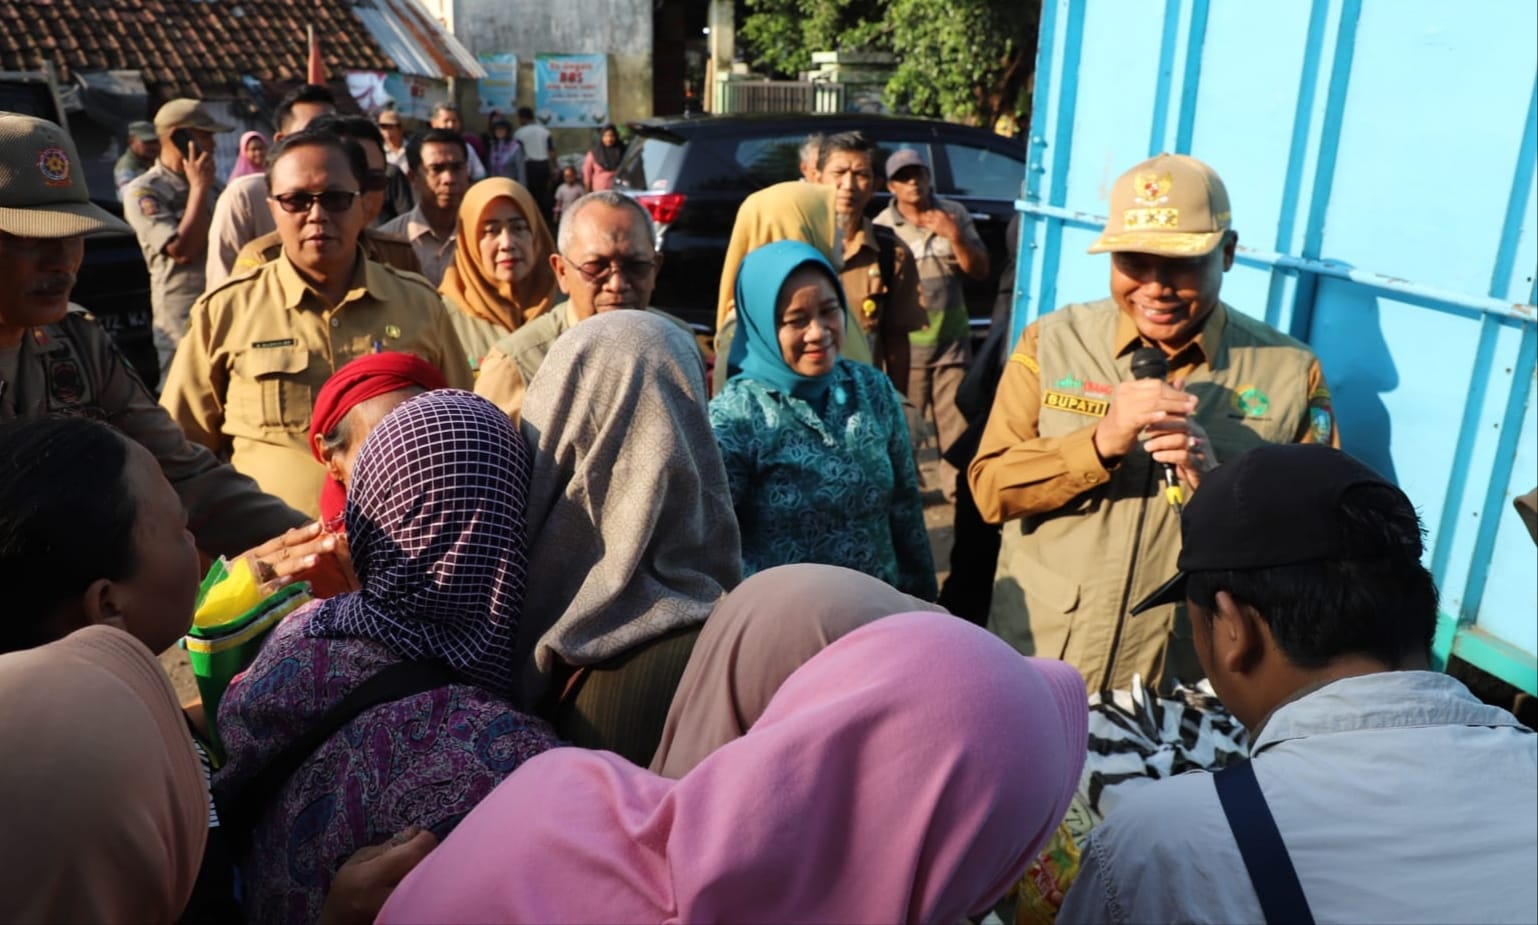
left=514, top=123, right=552, bottom=161
left=1059, top=671, right=1537, bottom=924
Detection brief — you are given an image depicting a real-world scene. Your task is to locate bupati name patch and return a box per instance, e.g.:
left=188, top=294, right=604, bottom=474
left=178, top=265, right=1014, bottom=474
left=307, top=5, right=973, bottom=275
left=1043, top=390, right=1109, bottom=417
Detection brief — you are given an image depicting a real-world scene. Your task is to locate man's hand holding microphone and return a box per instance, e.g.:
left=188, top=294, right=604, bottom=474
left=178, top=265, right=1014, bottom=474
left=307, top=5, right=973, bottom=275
left=1091, top=348, right=1217, bottom=504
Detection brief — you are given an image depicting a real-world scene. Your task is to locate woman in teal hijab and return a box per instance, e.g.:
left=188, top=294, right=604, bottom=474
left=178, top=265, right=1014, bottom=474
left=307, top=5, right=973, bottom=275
left=710, top=241, right=937, bottom=598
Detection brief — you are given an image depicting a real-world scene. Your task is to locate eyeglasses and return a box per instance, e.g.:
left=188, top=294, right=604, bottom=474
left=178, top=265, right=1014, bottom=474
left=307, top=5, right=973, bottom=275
left=566, top=257, right=656, bottom=285
left=270, top=190, right=361, bottom=214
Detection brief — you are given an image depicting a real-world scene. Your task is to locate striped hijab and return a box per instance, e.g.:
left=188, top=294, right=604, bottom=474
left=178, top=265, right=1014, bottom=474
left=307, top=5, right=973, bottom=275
left=305, top=390, right=531, bottom=692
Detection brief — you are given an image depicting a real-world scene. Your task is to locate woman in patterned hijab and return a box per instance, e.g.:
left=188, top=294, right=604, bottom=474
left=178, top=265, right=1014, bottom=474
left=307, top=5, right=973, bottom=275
left=214, top=390, right=561, bottom=923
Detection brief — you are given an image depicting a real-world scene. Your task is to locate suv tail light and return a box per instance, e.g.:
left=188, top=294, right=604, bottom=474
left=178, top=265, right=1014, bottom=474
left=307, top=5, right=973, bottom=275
left=634, top=192, right=686, bottom=225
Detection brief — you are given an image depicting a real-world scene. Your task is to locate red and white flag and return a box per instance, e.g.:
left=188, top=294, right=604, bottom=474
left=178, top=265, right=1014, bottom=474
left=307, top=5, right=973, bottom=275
left=307, top=24, right=325, bottom=85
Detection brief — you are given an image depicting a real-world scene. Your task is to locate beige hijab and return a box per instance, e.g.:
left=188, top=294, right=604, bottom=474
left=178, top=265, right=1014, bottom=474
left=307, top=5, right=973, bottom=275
left=715, top=181, right=841, bottom=331
left=0, top=625, right=207, bottom=923
left=650, top=564, right=948, bottom=778
left=517, top=310, right=742, bottom=707
left=439, top=178, right=557, bottom=332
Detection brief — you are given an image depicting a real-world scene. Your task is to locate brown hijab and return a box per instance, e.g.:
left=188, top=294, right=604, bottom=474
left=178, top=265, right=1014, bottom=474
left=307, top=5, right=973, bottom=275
left=0, top=625, right=207, bottom=923
left=649, top=563, right=948, bottom=778
left=439, top=178, right=557, bottom=332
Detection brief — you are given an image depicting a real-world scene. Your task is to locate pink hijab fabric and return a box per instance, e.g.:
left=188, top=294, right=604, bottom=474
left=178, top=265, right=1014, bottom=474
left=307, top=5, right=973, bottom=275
left=228, top=130, right=267, bottom=180
left=378, top=612, right=1089, bottom=924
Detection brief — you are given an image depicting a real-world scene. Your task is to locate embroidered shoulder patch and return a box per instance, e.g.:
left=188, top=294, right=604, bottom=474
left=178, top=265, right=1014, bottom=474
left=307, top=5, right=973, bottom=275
left=1310, top=405, right=1333, bottom=443
left=137, top=194, right=160, bottom=217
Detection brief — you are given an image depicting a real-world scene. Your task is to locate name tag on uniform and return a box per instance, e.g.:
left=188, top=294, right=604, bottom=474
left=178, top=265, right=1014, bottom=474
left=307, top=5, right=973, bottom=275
left=252, top=338, right=297, bottom=349
left=1043, top=389, right=1109, bottom=418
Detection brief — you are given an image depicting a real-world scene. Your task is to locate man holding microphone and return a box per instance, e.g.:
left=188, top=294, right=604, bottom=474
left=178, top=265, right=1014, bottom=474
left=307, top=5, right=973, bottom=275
left=969, top=153, right=1338, bottom=693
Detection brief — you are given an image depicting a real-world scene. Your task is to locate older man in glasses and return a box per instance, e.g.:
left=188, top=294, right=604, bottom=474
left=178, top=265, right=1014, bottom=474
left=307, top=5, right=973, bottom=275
left=159, top=130, right=473, bottom=516
left=474, top=190, right=700, bottom=422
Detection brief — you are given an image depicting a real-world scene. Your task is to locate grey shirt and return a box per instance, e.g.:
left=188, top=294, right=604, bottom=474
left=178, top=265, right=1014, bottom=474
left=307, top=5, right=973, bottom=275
left=123, top=162, right=214, bottom=344
left=1059, top=671, right=1538, bottom=924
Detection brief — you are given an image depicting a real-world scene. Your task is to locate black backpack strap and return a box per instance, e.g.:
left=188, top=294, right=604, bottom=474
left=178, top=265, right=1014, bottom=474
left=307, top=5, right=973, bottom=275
left=1213, top=760, right=1315, bottom=925
left=221, top=660, right=458, bottom=833
left=872, top=223, right=899, bottom=292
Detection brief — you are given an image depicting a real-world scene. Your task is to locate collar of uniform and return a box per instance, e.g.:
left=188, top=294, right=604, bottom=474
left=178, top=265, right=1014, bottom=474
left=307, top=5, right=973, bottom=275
left=1111, top=300, right=1229, bottom=370
left=402, top=204, right=453, bottom=245
left=843, top=216, right=879, bottom=262
left=879, top=200, right=911, bottom=228
left=146, top=160, right=189, bottom=193
left=273, top=247, right=373, bottom=310
left=1249, top=670, right=1531, bottom=756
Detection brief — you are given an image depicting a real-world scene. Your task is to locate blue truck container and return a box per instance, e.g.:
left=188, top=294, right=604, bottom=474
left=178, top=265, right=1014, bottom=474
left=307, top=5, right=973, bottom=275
left=1014, top=0, right=1536, bottom=694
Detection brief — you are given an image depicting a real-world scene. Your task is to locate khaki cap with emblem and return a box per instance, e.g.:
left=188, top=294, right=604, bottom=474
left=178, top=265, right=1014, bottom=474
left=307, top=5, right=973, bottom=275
left=153, top=98, right=235, bottom=134
left=0, top=112, right=131, bottom=237
left=1088, top=152, right=1232, bottom=257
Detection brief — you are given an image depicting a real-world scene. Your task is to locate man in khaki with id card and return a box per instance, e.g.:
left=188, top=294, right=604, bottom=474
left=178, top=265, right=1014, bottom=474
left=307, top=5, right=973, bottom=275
left=970, top=153, right=1338, bottom=693
left=124, top=99, right=232, bottom=383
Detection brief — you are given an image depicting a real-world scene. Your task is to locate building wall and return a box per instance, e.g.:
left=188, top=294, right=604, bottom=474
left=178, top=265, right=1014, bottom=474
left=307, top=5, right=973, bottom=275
left=434, top=0, right=652, bottom=156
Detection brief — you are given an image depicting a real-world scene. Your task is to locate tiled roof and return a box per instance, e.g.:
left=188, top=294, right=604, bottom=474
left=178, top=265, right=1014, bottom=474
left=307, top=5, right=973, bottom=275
left=0, top=0, right=475, bottom=100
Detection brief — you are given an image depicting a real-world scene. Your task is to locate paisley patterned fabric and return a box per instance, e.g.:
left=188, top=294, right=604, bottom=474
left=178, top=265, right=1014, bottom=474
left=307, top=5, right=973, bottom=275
left=214, top=611, right=560, bottom=923
left=214, top=390, right=558, bottom=922
left=711, top=359, right=938, bottom=599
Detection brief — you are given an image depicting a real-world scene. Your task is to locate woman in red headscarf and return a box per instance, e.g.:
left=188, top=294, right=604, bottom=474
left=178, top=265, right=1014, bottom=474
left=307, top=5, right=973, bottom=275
left=243, top=352, right=447, bottom=596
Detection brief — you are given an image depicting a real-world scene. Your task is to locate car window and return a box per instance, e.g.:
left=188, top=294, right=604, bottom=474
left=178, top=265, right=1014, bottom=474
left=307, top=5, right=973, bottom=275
left=615, top=136, right=686, bottom=192
left=731, top=133, right=809, bottom=185
left=942, top=143, right=1023, bottom=200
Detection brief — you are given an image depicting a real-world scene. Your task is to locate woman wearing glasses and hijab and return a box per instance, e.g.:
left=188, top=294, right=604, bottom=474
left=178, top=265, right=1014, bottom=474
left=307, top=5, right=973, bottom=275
left=438, top=178, right=558, bottom=371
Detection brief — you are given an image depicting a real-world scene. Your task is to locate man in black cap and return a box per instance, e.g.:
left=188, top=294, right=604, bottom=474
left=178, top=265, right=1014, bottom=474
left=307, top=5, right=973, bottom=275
left=1058, top=444, right=1537, bottom=925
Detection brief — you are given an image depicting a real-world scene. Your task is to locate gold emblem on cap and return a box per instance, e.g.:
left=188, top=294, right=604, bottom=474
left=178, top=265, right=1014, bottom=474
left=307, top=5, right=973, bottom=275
left=384, top=324, right=401, bottom=339
left=1132, top=170, right=1172, bottom=206
left=37, top=146, right=71, bottom=188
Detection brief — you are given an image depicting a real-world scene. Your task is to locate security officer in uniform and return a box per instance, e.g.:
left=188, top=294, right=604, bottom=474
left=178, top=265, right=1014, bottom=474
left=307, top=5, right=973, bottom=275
left=0, top=112, right=307, bottom=557
left=970, top=153, right=1339, bottom=693
left=112, top=120, right=159, bottom=200
left=124, top=99, right=232, bottom=383
left=159, top=130, right=473, bottom=518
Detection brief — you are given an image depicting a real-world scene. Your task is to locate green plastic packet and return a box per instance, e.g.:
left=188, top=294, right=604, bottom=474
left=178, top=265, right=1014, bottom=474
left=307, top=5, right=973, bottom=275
left=182, top=557, right=312, bottom=757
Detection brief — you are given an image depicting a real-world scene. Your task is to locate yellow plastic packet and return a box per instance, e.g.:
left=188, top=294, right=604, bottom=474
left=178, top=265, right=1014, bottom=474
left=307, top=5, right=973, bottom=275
left=192, top=556, right=262, bottom=629
left=1013, top=821, right=1082, bottom=925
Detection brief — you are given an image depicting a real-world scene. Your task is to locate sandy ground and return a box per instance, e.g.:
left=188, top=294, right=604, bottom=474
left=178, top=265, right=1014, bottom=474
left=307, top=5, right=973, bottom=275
left=160, top=446, right=959, bottom=707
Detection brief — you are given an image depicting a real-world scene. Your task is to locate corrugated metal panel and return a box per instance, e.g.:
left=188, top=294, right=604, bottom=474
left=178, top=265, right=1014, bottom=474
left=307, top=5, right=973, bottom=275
left=351, top=0, right=485, bottom=79
left=1019, top=0, right=1537, bottom=693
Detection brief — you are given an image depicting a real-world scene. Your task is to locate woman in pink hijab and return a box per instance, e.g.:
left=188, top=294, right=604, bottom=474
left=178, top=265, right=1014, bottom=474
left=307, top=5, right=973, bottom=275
left=378, top=611, right=1089, bottom=924
left=227, top=130, right=268, bottom=180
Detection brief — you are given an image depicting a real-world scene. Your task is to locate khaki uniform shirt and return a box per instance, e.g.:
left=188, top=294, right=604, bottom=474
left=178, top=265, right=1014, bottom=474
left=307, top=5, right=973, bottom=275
left=206, top=173, right=277, bottom=290
left=475, top=302, right=700, bottom=423
left=1, top=307, right=306, bottom=556
left=839, top=217, right=927, bottom=370
left=377, top=205, right=457, bottom=287
left=159, top=252, right=475, bottom=517
left=969, top=300, right=1338, bottom=692
left=232, top=229, right=423, bottom=280
left=124, top=162, right=212, bottom=346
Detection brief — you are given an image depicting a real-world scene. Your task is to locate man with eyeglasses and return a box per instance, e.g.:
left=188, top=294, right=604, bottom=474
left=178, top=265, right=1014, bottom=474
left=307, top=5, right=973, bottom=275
left=205, top=84, right=336, bottom=289
left=474, top=190, right=700, bottom=422
left=230, top=114, right=421, bottom=276
left=377, top=129, right=471, bottom=287
left=159, top=130, right=473, bottom=516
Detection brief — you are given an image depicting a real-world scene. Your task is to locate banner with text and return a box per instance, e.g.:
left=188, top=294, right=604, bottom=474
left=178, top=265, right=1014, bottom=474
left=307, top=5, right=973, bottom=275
left=534, top=54, right=608, bottom=128
left=477, top=53, right=519, bottom=115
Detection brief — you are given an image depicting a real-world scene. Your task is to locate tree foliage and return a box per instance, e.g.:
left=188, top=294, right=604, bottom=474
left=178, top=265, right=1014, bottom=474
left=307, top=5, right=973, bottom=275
left=736, top=0, right=1039, bottom=127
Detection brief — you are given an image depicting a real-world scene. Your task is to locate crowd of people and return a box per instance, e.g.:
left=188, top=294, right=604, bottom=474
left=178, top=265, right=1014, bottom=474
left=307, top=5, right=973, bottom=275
left=0, top=83, right=1533, bottom=925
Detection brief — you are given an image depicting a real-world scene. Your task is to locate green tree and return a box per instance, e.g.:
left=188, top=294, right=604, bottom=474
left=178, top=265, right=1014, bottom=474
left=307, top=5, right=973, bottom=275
left=885, top=0, right=1038, bottom=126
left=739, top=0, right=890, bottom=79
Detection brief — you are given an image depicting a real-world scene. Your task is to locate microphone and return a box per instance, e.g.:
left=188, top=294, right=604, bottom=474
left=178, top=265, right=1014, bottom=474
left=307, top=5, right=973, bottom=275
left=1129, top=347, right=1184, bottom=512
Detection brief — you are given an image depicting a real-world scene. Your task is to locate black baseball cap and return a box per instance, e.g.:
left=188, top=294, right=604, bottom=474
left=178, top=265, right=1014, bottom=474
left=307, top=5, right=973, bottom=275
left=1130, top=444, right=1403, bottom=615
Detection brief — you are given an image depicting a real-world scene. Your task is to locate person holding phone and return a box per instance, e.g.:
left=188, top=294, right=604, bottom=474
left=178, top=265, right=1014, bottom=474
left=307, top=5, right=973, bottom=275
left=124, top=99, right=233, bottom=384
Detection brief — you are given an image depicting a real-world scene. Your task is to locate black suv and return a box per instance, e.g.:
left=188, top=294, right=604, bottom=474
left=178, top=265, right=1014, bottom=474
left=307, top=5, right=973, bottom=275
left=614, top=113, right=1026, bottom=332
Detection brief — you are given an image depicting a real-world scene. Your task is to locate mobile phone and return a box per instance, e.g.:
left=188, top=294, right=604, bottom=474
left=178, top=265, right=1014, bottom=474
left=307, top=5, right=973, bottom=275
left=171, top=128, right=196, bottom=159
